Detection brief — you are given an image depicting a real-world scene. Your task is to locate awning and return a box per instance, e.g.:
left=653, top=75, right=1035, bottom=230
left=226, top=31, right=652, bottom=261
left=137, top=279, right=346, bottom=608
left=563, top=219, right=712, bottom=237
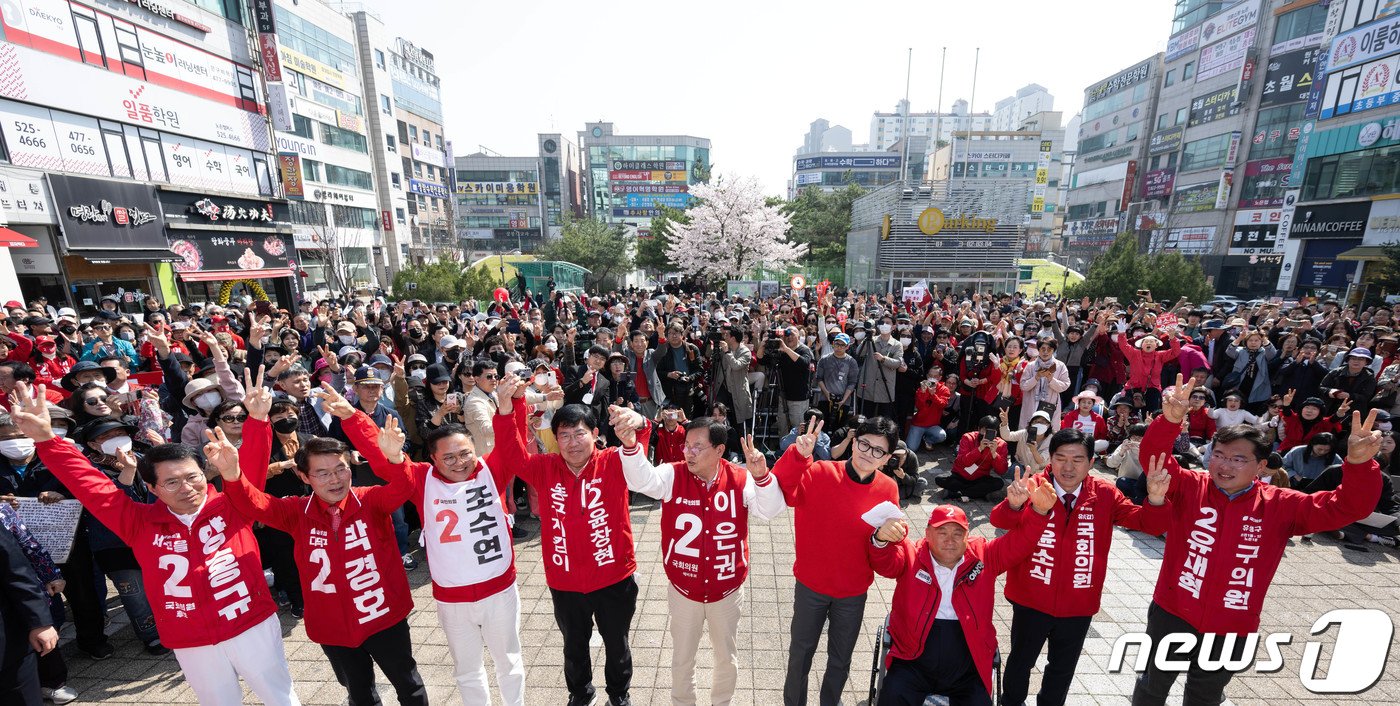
left=1337, top=246, right=1388, bottom=261
left=75, top=248, right=180, bottom=264
left=178, top=268, right=293, bottom=282
left=0, top=227, right=38, bottom=248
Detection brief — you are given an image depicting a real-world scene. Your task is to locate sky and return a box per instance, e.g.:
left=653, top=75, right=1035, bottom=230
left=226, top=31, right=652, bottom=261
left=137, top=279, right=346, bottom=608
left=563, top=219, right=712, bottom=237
left=358, top=0, right=1178, bottom=196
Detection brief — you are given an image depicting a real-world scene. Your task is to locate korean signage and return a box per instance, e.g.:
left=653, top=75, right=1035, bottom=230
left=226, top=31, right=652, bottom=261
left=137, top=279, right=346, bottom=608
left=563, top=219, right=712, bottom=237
left=1200, top=0, right=1260, bottom=45
left=1032, top=140, right=1052, bottom=214
left=381, top=210, right=392, bottom=232
left=47, top=174, right=165, bottom=250
left=612, top=160, right=686, bottom=171
left=1188, top=86, right=1243, bottom=127
left=459, top=228, right=493, bottom=240
left=1149, top=126, right=1184, bottom=155
left=1225, top=130, right=1244, bottom=165
left=455, top=181, right=540, bottom=195
left=0, top=43, right=269, bottom=152
left=408, top=179, right=449, bottom=199
left=308, top=188, right=370, bottom=207
left=1215, top=169, right=1235, bottom=209
left=1173, top=182, right=1220, bottom=213
left=794, top=172, right=823, bottom=186
left=1198, top=28, right=1257, bottom=81
left=1364, top=197, right=1400, bottom=245
left=612, top=207, right=661, bottom=218
left=1238, top=157, right=1293, bottom=208
left=794, top=155, right=901, bottom=170
left=252, top=0, right=277, bottom=34
left=1136, top=211, right=1167, bottom=230
left=1318, top=52, right=1400, bottom=119
left=1166, top=26, right=1202, bottom=63
left=279, top=45, right=347, bottom=90
left=1085, top=61, right=1152, bottom=104
left=610, top=183, right=688, bottom=194
left=1260, top=48, right=1320, bottom=107
left=1326, top=12, right=1400, bottom=74
left=411, top=143, right=446, bottom=167
left=1162, top=226, right=1215, bottom=253
left=1229, top=208, right=1281, bottom=254
left=0, top=169, right=55, bottom=225
left=609, top=170, right=688, bottom=183
left=278, top=153, right=305, bottom=199
left=624, top=193, right=692, bottom=209
left=1274, top=189, right=1300, bottom=254
left=1296, top=238, right=1361, bottom=289
left=184, top=198, right=275, bottom=224
left=1065, top=218, right=1120, bottom=247
left=167, top=231, right=292, bottom=275
left=1122, top=160, right=1138, bottom=212
left=1288, top=200, right=1371, bottom=239
left=1142, top=168, right=1176, bottom=198
left=961, top=152, right=1013, bottom=162
left=258, top=34, right=282, bottom=83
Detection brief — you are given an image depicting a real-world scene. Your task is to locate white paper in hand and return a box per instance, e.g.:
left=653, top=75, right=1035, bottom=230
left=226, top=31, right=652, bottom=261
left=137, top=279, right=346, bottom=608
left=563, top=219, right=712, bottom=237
left=861, top=500, right=906, bottom=529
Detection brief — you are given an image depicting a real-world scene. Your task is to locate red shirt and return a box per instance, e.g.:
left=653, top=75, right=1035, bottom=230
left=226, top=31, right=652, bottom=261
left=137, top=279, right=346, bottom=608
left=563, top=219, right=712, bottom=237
left=1277, top=408, right=1341, bottom=452
left=633, top=360, right=651, bottom=399
left=1061, top=410, right=1108, bottom=441
left=990, top=471, right=1171, bottom=617
left=910, top=383, right=952, bottom=427
left=953, top=432, right=1009, bottom=480
left=655, top=424, right=686, bottom=465
left=35, top=432, right=277, bottom=650
left=771, top=447, right=899, bottom=598
left=224, top=412, right=415, bottom=647
left=1139, top=415, right=1379, bottom=633
left=1186, top=407, right=1216, bottom=440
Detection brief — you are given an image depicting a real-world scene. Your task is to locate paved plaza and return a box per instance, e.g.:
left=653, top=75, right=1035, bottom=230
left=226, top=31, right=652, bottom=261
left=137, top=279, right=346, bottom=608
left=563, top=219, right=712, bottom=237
left=55, top=451, right=1400, bottom=705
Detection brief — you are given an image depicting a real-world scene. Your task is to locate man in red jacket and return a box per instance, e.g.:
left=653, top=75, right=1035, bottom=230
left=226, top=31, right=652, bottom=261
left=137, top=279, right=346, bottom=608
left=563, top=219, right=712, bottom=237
left=11, top=378, right=300, bottom=706
left=771, top=416, right=900, bottom=706
left=217, top=385, right=425, bottom=706
left=869, top=484, right=1058, bottom=706
left=991, top=428, right=1173, bottom=706
left=492, top=388, right=647, bottom=706
left=939, top=416, right=1009, bottom=501
left=616, top=411, right=785, bottom=706
left=1132, top=374, right=1383, bottom=706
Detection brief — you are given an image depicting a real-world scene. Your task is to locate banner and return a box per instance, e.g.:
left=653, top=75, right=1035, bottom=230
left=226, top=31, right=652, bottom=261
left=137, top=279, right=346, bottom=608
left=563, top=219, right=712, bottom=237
left=1259, top=47, right=1321, bottom=107
left=1200, top=0, right=1260, bottom=45
left=1198, top=28, right=1257, bottom=81
left=1188, top=86, right=1242, bottom=127
left=14, top=497, right=82, bottom=564
left=1173, top=182, right=1220, bottom=213
left=1166, top=26, right=1203, bottom=62
left=1143, top=168, right=1176, bottom=198
left=278, top=152, right=305, bottom=199
left=1148, top=126, right=1184, bottom=155
left=1274, top=189, right=1300, bottom=254
left=47, top=174, right=165, bottom=251
left=1327, top=12, right=1400, bottom=73
left=168, top=230, right=293, bottom=275
left=407, top=179, right=449, bottom=199
left=1238, top=157, right=1293, bottom=208
left=1230, top=208, right=1282, bottom=255
left=456, top=181, right=539, bottom=195
left=1215, top=169, right=1235, bottom=209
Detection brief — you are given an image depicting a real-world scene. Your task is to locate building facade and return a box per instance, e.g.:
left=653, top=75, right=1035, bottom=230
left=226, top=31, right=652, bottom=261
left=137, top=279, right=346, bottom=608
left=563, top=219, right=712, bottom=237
left=993, top=84, right=1056, bottom=132
left=453, top=154, right=543, bottom=261
left=578, top=122, right=710, bottom=233
left=869, top=99, right=992, bottom=152
left=384, top=37, right=448, bottom=268
left=788, top=150, right=902, bottom=200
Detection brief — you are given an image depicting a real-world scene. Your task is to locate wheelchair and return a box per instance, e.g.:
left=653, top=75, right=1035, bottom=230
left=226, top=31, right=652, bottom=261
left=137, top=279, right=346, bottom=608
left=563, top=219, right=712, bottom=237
left=867, top=615, right=1002, bottom=706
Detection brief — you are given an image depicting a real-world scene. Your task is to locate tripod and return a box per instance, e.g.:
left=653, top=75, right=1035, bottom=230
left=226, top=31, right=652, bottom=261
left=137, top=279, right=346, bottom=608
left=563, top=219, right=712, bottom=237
left=754, top=357, right=786, bottom=453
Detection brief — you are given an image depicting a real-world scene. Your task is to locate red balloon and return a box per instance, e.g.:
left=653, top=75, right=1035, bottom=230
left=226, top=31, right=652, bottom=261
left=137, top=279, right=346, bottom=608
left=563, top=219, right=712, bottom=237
left=493, top=287, right=510, bottom=303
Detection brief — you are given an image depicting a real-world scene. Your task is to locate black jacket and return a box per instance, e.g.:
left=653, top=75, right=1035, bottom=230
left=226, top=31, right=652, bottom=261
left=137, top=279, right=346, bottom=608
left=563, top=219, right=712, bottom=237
left=0, top=524, right=51, bottom=665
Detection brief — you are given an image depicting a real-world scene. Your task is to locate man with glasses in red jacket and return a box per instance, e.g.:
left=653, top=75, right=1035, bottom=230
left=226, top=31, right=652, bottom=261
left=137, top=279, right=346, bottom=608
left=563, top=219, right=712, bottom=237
left=1132, top=374, right=1382, bottom=705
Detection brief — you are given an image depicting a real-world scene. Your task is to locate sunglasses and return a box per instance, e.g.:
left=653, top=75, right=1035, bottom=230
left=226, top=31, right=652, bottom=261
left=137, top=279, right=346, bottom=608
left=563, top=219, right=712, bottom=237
left=219, top=414, right=248, bottom=423
left=83, top=396, right=109, bottom=406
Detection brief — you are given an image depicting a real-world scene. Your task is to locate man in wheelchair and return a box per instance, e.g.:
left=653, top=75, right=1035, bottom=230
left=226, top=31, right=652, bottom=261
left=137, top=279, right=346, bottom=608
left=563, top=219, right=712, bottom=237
left=866, top=480, right=1058, bottom=706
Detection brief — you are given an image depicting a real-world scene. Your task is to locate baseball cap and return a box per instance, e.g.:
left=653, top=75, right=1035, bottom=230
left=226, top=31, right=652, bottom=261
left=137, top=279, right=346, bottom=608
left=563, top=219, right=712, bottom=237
left=927, top=504, right=969, bottom=530
left=833, top=333, right=852, bottom=345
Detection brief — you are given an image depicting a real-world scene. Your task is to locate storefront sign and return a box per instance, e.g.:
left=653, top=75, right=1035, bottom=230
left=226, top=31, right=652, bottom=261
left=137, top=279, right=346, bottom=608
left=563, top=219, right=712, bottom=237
left=1166, top=26, right=1202, bottom=63
left=48, top=174, right=165, bottom=250
left=1143, top=168, right=1176, bottom=198
left=1201, top=0, right=1260, bottom=45
left=278, top=153, right=305, bottom=199
left=1188, top=86, right=1242, bottom=128
left=0, top=169, right=55, bottom=225
left=279, top=45, right=347, bottom=90
left=1327, top=12, right=1400, bottom=73
left=187, top=198, right=275, bottom=223
left=411, top=143, right=446, bottom=167
left=1260, top=47, right=1320, bottom=107
left=612, top=207, right=661, bottom=218
left=1085, top=61, right=1152, bottom=104
left=1229, top=208, right=1282, bottom=254
left=1296, top=238, right=1361, bottom=288
left=1122, top=160, right=1138, bottom=211
left=1363, top=197, right=1400, bottom=244
left=609, top=170, right=689, bottom=183
left=1173, top=182, right=1221, bottom=213
left=1318, top=52, right=1400, bottom=119
left=1198, top=28, right=1257, bottom=81
left=1288, top=200, right=1372, bottom=239
left=309, top=188, right=371, bottom=206
left=613, top=159, right=687, bottom=171
left=167, top=231, right=292, bottom=276
left=1161, top=226, right=1215, bottom=253
left=917, top=207, right=999, bottom=235
left=1215, top=169, right=1235, bottom=209
left=610, top=184, right=688, bottom=194
left=265, top=82, right=292, bottom=132
left=1148, top=126, right=1184, bottom=155
left=408, top=179, right=449, bottom=199
left=455, top=181, right=540, bottom=195
left=1274, top=189, right=1300, bottom=253
left=381, top=210, right=393, bottom=232
left=624, top=193, right=692, bottom=208
left=1237, top=157, right=1294, bottom=208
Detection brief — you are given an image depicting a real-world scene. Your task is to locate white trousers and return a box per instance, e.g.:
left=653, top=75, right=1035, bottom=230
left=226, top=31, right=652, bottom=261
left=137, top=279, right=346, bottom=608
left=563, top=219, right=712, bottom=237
left=437, top=583, right=526, bottom=706
left=172, top=613, right=300, bottom=706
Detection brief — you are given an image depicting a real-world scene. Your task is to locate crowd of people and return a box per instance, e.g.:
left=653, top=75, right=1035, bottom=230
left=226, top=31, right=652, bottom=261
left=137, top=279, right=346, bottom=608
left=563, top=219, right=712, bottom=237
left=0, top=285, right=1392, bottom=706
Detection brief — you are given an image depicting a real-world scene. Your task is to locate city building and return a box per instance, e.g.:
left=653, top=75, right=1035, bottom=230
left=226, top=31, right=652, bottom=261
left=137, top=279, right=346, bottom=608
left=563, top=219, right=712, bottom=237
left=454, top=153, right=543, bottom=261
left=536, top=132, right=586, bottom=238
left=798, top=118, right=855, bottom=154
left=992, top=84, right=1056, bottom=132
left=0, top=0, right=296, bottom=311
left=272, top=0, right=384, bottom=296
left=1064, top=55, right=1164, bottom=256
left=385, top=36, right=450, bottom=268
left=869, top=99, right=992, bottom=152
left=578, top=122, right=711, bottom=233
left=1274, top=0, right=1400, bottom=300
left=788, top=150, right=902, bottom=200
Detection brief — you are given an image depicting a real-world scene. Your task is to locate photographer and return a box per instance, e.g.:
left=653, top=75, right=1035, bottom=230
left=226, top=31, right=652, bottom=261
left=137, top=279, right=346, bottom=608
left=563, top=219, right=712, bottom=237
left=881, top=440, right=924, bottom=503
left=712, top=325, right=754, bottom=432
left=857, top=319, right=903, bottom=419
left=814, top=334, right=860, bottom=429
left=766, top=326, right=815, bottom=435
left=656, top=323, right=702, bottom=416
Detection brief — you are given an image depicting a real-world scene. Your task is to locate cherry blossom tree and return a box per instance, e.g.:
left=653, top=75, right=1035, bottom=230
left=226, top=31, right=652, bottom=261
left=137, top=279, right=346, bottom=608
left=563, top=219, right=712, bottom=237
left=666, top=175, right=806, bottom=282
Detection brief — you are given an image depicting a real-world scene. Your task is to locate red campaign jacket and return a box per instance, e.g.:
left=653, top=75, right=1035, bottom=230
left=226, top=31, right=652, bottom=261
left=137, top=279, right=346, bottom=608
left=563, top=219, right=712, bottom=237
left=953, top=432, right=1009, bottom=480
left=1186, top=408, right=1216, bottom=440
left=655, top=424, right=686, bottom=465
left=959, top=359, right=1003, bottom=404
left=342, top=410, right=522, bottom=604
left=771, top=446, right=900, bottom=599
left=1118, top=334, right=1181, bottom=391
left=224, top=411, right=415, bottom=648
left=490, top=403, right=639, bottom=594
left=869, top=509, right=1050, bottom=697
left=1060, top=411, right=1108, bottom=441
left=1277, top=408, right=1341, bottom=452
left=910, top=383, right=952, bottom=428
left=35, top=426, right=278, bottom=650
left=1139, top=415, right=1380, bottom=633
left=990, top=471, right=1171, bottom=617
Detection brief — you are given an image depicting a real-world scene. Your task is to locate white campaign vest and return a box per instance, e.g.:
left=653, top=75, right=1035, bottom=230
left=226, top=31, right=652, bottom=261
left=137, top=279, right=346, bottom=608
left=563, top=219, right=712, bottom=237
left=422, top=462, right=513, bottom=588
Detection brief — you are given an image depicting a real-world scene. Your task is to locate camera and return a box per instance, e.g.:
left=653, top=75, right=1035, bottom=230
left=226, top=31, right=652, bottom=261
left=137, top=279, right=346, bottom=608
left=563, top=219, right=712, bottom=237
left=764, top=332, right=783, bottom=356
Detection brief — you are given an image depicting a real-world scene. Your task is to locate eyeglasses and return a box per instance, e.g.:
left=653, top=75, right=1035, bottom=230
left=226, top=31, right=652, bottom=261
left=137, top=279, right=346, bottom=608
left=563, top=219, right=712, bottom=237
left=437, top=450, right=475, bottom=465
left=682, top=443, right=713, bottom=456
left=855, top=438, right=891, bottom=459
left=1209, top=451, right=1259, bottom=469
left=83, top=396, right=109, bottom=406
left=478, top=373, right=499, bottom=380
left=91, top=324, right=110, bottom=330
left=159, top=473, right=205, bottom=492
left=307, top=464, right=352, bottom=481
left=219, top=414, right=248, bottom=423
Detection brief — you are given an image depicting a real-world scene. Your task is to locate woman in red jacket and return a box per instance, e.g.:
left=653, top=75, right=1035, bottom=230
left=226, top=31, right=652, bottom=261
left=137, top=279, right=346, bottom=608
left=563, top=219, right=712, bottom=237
left=906, top=366, right=952, bottom=450
left=867, top=482, right=1058, bottom=706
left=1276, top=392, right=1344, bottom=453
left=1117, top=329, right=1181, bottom=413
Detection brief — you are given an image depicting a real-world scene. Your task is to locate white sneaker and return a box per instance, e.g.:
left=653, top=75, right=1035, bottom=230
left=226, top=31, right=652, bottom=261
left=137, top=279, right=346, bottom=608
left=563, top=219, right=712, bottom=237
left=42, top=685, right=79, bottom=704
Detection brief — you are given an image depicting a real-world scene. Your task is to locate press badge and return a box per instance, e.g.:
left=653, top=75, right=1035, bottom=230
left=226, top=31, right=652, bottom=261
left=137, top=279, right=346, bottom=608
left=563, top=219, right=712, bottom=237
left=582, top=393, right=594, bottom=404
left=915, top=569, right=932, bottom=584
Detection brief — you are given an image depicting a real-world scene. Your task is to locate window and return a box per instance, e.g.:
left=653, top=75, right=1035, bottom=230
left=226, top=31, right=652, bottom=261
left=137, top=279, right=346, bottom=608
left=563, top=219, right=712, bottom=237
left=374, top=49, right=385, bottom=70
left=112, top=23, right=144, bottom=79
left=253, top=155, right=273, bottom=196
left=1157, top=113, right=1170, bottom=130
left=332, top=205, right=378, bottom=230
left=1180, top=133, right=1235, bottom=172
left=1250, top=103, right=1305, bottom=159
left=1079, top=132, right=1117, bottom=154
left=1168, top=151, right=1179, bottom=169
left=139, top=130, right=167, bottom=182
left=1301, top=144, right=1400, bottom=201
left=380, top=95, right=391, bottom=114
left=409, top=126, right=418, bottom=141
left=301, top=159, right=322, bottom=182
left=72, top=8, right=106, bottom=69
left=391, top=172, right=401, bottom=188
left=395, top=207, right=406, bottom=223
left=1275, top=4, right=1327, bottom=43
left=386, top=135, right=396, bottom=152
left=1165, top=69, right=1177, bottom=87
left=435, top=134, right=444, bottom=151
left=1176, top=107, right=1189, bottom=125
left=1126, top=122, right=1140, bottom=142
left=323, top=163, right=373, bottom=190
left=414, top=162, right=423, bottom=178
left=1183, top=61, right=1195, bottom=81
left=318, top=122, right=367, bottom=153
left=289, top=200, right=327, bottom=226
left=291, top=114, right=314, bottom=139
left=98, top=120, right=132, bottom=178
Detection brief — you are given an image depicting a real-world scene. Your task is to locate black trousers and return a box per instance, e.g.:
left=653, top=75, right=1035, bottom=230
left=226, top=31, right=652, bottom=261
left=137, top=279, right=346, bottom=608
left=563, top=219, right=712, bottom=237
left=784, top=579, right=868, bottom=706
left=255, top=525, right=303, bottom=610
left=879, top=619, right=990, bottom=706
left=1131, top=602, right=1246, bottom=706
left=0, top=649, right=40, bottom=706
left=1002, top=602, right=1093, bottom=706
left=320, top=618, right=427, bottom=706
left=57, top=531, right=106, bottom=653
left=550, top=575, right=638, bottom=701
left=935, top=473, right=1004, bottom=500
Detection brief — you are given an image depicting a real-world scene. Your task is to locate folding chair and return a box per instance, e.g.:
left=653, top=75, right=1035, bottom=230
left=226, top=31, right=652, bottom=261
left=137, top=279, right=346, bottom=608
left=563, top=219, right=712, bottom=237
left=866, top=615, right=1002, bottom=706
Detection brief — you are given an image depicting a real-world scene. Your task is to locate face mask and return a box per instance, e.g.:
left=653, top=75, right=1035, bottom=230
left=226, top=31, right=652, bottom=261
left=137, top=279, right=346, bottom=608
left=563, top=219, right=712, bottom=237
left=53, top=427, right=69, bottom=438
left=878, top=324, right=892, bottom=335
left=854, top=331, right=866, bottom=341
left=339, top=335, right=357, bottom=345
left=806, top=335, right=816, bottom=344
left=533, top=373, right=549, bottom=387
left=0, top=438, right=34, bottom=460
left=272, top=417, right=300, bottom=434
left=899, top=337, right=912, bottom=347
left=409, top=329, right=425, bottom=339
left=196, top=391, right=222, bottom=412
left=375, top=368, right=391, bottom=382
left=60, top=326, right=77, bottom=335
left=410, top=368, right=427, bottom=381
left=444, top=350, right=460, bottom=361
left=545, top=340, right=559, bottom=352
left=1029, top=424, right=1047, bottom=438
left=490, top=350, right=507, bottom=363
left=120, top=331, right=135, bottom=341
left=99, top=436, right=133, bottom=456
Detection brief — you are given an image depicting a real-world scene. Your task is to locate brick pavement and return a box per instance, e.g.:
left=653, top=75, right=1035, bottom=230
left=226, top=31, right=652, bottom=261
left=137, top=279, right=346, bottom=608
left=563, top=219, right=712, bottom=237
left=56, top=451, right=1400, bottom=705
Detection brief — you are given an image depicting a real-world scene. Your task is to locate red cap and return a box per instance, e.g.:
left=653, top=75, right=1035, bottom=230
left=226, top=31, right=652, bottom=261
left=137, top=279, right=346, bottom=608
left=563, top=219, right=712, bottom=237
left=35, top=335, right=56, bottom=348
left=210, top=315, right=228, bottom=324
left=926, top=504, right=969, bottom=530
left=4, top=300, right=22, bottom=309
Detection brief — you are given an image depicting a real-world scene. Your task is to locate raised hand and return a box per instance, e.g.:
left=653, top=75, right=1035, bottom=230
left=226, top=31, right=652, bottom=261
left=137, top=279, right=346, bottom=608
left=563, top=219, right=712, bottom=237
left=1027, top=476, right=1058, bottom=515
left=875, top=517, right=908, bottom=544
left=7, top=382, right=54, bottom=442
left=1006, top=466, right=1030, bottom=509
left=379, top=416, right=406, bottom=463
left=268, top=352, right=299, bottom=379
left=793, top=417, right=824, bottom=459
left=608, top=404, right=645, bottom=448
left=1160, top=373, right=1195, bottom=425
left=1282, top=388, right=1296, bottom=407
left=496, top=370, right=523, bottom=401
left=739, top=434, right=769, bottom=480
left=1346, top=409, right=1383, bottom=465
left=203, top=428, right=240, bottom=480
left=1145, top=453, right=1171, bottom=505
left=243, top=366, right=271, bottom=420
left=143, top=323, right=170, bottom=357
left=313, top=382, right=356, bottom=419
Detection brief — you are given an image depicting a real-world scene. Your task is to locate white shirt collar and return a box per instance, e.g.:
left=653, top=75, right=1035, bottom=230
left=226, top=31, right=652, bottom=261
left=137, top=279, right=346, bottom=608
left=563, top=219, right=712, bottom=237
left=169, top=496, right=207, bottom=528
